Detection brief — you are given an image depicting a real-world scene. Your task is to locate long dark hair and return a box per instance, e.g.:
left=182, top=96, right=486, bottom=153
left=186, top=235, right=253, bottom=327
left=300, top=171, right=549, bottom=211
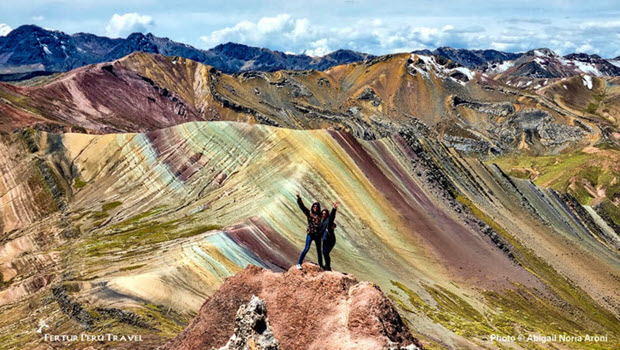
left=311, top=202, right=321, bottom=215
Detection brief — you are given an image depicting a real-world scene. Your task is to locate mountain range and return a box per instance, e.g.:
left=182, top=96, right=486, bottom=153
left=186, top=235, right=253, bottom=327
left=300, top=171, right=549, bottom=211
left=412, top=47, right=521, bottom=68
left=2, top=25, right=620, bottom=82
left=482, top=48, right=620, bottom=78
left=0, top=25, right=372, bottom=78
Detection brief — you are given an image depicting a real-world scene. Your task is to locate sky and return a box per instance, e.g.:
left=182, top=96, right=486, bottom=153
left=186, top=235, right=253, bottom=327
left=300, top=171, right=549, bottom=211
left=1, top=0, right=619, bottom=58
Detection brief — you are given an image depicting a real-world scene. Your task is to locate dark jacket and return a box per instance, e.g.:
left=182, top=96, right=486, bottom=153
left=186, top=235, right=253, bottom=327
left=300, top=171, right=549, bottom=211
left=297, top=197, right=322, bottom=238
left=319, top=207, right=337, bottom=241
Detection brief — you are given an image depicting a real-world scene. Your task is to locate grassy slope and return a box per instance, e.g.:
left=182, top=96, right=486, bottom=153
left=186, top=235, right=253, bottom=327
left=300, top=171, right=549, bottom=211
left=491, top=147, right=620, bottom=225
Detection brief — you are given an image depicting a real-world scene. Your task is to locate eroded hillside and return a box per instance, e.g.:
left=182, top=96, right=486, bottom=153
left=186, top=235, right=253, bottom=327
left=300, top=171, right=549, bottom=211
left=0, top=121, right=618, bottom=349
left=2, top=52, right=616, bottom=153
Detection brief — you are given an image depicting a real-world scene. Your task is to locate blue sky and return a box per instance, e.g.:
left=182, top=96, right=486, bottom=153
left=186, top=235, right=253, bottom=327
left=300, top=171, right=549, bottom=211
left=1, top=0, right=619, bottom=57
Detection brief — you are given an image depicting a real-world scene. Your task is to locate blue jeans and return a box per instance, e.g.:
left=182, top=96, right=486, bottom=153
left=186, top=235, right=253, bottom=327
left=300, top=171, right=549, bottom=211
left=297, top=234, right=323, bottom=267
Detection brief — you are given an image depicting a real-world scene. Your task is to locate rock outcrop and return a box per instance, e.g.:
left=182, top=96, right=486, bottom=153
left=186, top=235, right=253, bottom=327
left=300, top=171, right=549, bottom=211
left=218, top=296, right=280, bottom=350
left=164, top=264, right=421, bottom=350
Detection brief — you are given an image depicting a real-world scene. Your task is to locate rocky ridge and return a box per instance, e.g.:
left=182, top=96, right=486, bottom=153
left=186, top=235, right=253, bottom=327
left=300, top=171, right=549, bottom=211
left=165, top=264, right=422, bottom=350
left=482, top=48, right=620, bottom=78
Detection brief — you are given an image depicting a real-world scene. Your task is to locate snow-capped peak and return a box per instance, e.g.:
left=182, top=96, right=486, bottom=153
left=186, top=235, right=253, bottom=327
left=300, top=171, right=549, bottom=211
left=483, top=48, right=620, bottom=79
left=409, top=53, right=476, bottom=85
left=529, top=48, right=558, bottom=58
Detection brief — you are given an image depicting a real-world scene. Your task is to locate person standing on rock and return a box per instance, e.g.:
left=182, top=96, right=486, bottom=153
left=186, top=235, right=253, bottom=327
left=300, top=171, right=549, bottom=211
left=295, top=192, right=323, bottom=269
left=319, top=202, right=339, bottom=271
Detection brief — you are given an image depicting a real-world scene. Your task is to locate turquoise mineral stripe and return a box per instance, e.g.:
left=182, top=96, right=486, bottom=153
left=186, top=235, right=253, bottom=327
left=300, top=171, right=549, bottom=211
left=122, top=133, right=186, bottom=193
left=187, top=244, right=230, bottom=280
left=203, top=232, right=267, bottom=269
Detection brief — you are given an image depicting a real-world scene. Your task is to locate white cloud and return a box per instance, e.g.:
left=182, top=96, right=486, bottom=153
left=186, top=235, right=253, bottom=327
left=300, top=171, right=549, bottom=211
left=579, top=20, right=620, bottom=30
left=32, top=15, right=45, bottom=22
left=198, top=14, right=494, bottom=55
left=576, top=43, right=596, bottom=54
left=256, top=14, right=291, bottom=33
left=490, top=42, right=510, bottom=51
left=0, top=23, right=12, bottom=36
left=200, top=14, right=311, bottom=49
left=105, top=13, right=154, bottom=38
left=197, top=14, right=619, bottom=58
left=304, top=39, right=330, bottom=57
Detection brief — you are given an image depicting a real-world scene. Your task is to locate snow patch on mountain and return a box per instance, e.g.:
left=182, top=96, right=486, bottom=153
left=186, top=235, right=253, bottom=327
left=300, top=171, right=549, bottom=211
left=454, top=66, right=475, bottom=80
left=41, top=44, right=52, bottom=55
left=493, top=60, right=514, bottom=73
left=582, top=75, right=593, bottom=90
left=534, top=57, right=547, bottom=66
left=410, top=54, right=475, bottom=85
left=572, top=61, right=602, bottom=76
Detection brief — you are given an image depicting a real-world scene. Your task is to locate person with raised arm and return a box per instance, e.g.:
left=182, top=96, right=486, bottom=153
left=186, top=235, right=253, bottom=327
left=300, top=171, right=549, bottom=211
left=319, top=201, right=339, bottom=271
left=295, top=192, right=323, bottom=269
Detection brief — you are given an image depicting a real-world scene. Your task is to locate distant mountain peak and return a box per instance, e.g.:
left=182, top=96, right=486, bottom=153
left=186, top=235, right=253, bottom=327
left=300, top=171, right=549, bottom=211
left=126, top=32, right=147, bottom=40
left=8, top=24, right=60, bottom=37
left=215, top=42, right=253, bottom=50
left=526, top=48, right=558, bottom=57
left=412, top=46, right=521, bottom=68
left=10, top=24, right=43, bottom=32
left=482, top=46, right=620, bottom=78
left=564, top=52, right=603, bottom=61
left=210, top=42, right=266, bottom=59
